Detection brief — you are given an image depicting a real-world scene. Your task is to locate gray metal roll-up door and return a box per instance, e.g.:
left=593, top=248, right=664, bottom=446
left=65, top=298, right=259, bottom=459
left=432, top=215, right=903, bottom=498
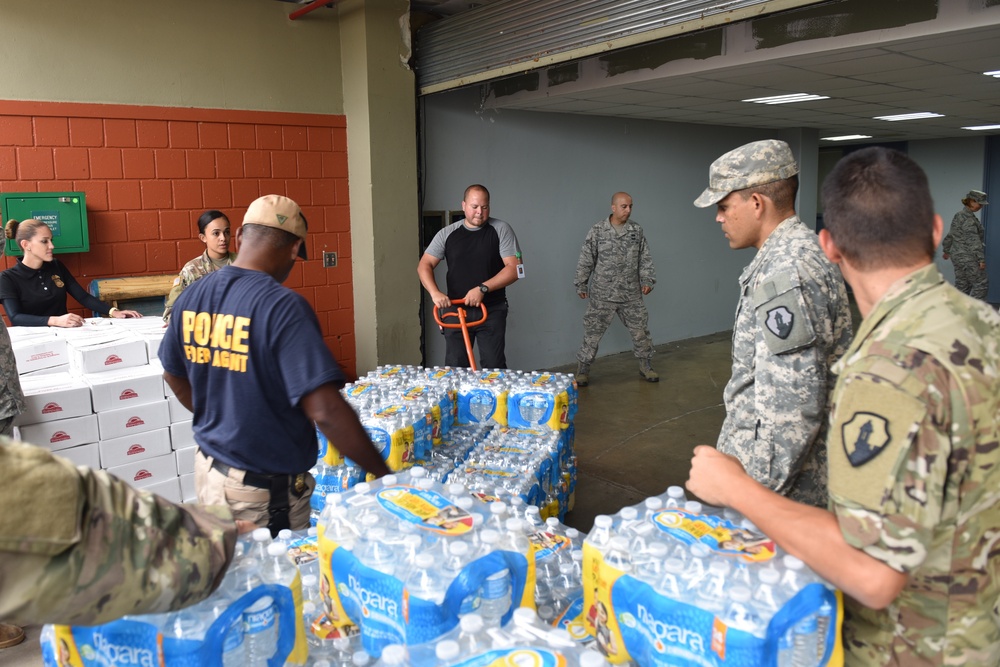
left=416, top=0, right=829, bottom=94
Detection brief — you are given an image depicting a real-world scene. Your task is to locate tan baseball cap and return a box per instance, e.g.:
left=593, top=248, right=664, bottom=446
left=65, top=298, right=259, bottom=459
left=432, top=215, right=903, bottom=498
left=243, top=194, right=308, bottom=259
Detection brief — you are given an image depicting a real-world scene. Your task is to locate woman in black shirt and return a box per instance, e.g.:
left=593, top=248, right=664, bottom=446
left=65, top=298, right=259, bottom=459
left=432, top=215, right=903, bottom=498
left=1, top=219, right=141, bottom=327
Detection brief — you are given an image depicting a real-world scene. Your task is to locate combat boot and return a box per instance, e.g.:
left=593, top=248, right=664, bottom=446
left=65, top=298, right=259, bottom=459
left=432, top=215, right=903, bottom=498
left=576, top=363, right=590, bottom=387
left=639, top=359, right=659, bottom=383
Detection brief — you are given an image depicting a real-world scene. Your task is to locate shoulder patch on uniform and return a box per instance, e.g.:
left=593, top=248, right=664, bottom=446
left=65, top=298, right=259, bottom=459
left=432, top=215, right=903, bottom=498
left=841, top=411, right=891, bottom=466
left=765, top=306, right=794, bottom=339
left=828, top=377, right=926, bottom=511
left=753, top=279, right=815, bottom=354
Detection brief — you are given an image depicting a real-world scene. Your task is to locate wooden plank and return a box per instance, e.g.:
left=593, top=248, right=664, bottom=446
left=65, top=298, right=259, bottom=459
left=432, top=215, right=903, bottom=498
left=91, top=274, right=176, bottom=300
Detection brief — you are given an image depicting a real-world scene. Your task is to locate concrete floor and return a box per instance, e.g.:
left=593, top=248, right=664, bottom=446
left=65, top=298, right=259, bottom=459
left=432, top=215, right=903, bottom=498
left=2, top=330, right=732, bottom=665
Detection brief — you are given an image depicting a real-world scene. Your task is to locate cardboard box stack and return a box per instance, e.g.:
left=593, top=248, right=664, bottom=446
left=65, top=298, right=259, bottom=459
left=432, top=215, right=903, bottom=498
left=11, top=318, right=192, bottom=503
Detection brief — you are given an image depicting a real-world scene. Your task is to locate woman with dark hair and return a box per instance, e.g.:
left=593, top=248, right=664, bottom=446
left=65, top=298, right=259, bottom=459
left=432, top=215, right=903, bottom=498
left=0, top=219, right=141, bottom=327
left=162, top=210, right=236, bottom=323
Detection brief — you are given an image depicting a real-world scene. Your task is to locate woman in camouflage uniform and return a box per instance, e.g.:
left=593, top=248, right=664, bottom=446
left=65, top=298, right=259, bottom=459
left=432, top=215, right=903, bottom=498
left=162, top=210, right=237, bottom=323
left=941, top=189, right=988, bottom=300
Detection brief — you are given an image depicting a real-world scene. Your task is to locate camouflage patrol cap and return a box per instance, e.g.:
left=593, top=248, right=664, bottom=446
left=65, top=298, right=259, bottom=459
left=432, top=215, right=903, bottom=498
left=965, top=190, right=988, bottom=205
left=694, top=140, right=799, bottom=208
left=243, top=194, right=308, bottom=259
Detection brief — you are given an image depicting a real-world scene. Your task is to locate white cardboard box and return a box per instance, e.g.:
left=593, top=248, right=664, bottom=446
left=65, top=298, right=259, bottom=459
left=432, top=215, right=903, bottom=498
left=168, top=396, right=193, bottom=422
left=175, top=444, right=197, bottom=475
left=11, top=335, right=69, bottom=374
left=170, top=420, right=195, bottom=450
left=97, top=399, right=170, bottom=441
left=15, top=373, right=93, bottom=425
left=66, top=331, right=148, bottom=375
left=15, top=414, right=99, bottom=452
left=106, top=453, right=177, bottom=489
left=21, top=363, right=70, bottom=377
left=179, top=472, right=196, bottom=502
left=57, top=442, right=101, bottom=469
left=99, top=428, right=172, bottom=469
left=142, top=332, right=165, bottom=361
left=148, top=476, right=182, bottom=503
left=84, top=365, right=166, bottom=413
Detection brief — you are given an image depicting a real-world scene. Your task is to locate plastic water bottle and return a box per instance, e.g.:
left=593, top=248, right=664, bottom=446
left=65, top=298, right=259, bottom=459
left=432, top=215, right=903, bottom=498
left=261, top=542, right=306, bottom=665
left=684, top=500, right=703, bottom=515
left=435, top=639, right=461, bottom=664
left=378, top=643, right=409, bottom=666
left=663, top=485, right=686, bottom=508
left=632, top=541, right=669, bottom=584
left=477, top=530, right=511, bottom=625
left=243, top=590, right=278, bottom=666
left=753, top=567, right=783, bottom=619
left=792, top=615, right=819, bottom=667
left=586, top=515, right=615, bottom=554
left=406, top=552, right=448, bottom=605
left=696, top=561, right=731, bottom=613
left=456, top=613, right=492, bottom=654
left=356, top=525, right=397, bottom=576
left=781, top=555, right=810, bottom=596
left=655, top=557, right=686, bottom=600
left=250, top=527, right=272, bottom=561
left=319, top=493, right=358, bottom=551
left=580, top=650, right=611, bottom=667
left=206, top=590, right=247, bottom=667
left=722, top=586, right=763, bottom=636
left=815, top=598, right=833, bottom=661
left=778, top=628, right=795, bottom=667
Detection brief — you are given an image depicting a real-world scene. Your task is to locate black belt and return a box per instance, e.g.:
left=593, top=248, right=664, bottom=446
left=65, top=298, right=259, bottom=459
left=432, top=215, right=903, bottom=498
left=211, top=459, right=308, bottom=537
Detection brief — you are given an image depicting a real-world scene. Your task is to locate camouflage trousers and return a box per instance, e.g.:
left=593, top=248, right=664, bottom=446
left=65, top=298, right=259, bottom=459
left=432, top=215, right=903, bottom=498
left=953, top=258, right=989, bottom=300
left=576, top=298, right=654, bottom=364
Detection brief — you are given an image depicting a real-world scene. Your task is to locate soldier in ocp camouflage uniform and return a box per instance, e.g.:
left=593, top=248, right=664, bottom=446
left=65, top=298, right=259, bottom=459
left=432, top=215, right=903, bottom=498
left=0, top=438, right=240, bottom=626
left=0, top=308, right=26, bottom=649
left=941, top=189, right=988, bottom=300
left=162, top=209, right=237, bottom=323
left=693, top=140, right=852, bottom=507
left=574, top=192, right=658, bottom=385
left=688, top=147, right=1000, bottom=666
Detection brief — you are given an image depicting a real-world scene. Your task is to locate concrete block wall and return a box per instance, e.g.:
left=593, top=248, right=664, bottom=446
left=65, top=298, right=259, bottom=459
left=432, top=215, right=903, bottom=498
left=0, top=101, right=359, bottom=378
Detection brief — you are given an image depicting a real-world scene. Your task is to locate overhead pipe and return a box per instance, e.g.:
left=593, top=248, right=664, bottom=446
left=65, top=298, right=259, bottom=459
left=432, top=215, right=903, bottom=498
left=289, top=0, right=338, bottom=21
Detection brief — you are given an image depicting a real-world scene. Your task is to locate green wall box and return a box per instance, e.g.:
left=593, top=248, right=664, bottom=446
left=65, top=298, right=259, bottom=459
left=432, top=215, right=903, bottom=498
left=1, top=192, right=89, bottom=256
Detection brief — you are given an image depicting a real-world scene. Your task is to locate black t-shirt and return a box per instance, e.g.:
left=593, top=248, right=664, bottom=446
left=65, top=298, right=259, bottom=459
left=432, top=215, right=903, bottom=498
left=443, top=223, right=507, bottom=307
left=0, top=259, right=110, bottom=326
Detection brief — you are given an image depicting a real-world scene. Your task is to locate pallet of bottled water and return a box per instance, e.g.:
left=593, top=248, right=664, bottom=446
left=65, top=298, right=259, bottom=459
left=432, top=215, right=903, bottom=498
left=373, top=607, right=611, bottom=666
left=578, top=488, right=843, bottom=666
left=315, top=467, right=551, bottom=659
left=39, top=536, right=302, bottom=666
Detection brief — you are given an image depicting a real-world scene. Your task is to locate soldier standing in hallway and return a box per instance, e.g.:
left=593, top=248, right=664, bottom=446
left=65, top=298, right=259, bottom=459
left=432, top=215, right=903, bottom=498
left=574, top=192, right=658, bottom=386
left=693, top=140, right=852, bottom=507
left=942, top=189, right=989, bottom=300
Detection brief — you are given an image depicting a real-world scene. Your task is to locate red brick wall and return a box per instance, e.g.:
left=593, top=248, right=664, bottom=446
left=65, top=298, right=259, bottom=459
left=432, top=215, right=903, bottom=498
left=0, top=101, right=357, bottom=378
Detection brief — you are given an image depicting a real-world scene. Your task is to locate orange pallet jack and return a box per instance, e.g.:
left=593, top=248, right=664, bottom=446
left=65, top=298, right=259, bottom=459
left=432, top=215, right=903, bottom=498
left=434, top=299, right=488, bottom=371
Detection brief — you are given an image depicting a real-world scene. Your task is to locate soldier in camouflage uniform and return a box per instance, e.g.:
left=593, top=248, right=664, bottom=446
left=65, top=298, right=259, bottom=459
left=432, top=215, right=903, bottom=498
left=693, top=140, right=852, bottom=506
left=0, top=438, right=241, bottom=626
left=0, top=313, right=26, bottom=649
left=688, top=147, right=1000, bottom=666
left=162, top=210, right=236, bottom=323
left=941, top=189, right=988, bottom=300
left=574, top=192, right=658, bottom=385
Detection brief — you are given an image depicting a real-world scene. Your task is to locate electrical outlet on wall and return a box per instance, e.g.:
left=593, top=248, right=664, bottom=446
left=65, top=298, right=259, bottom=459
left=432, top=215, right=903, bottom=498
left=323, top=251, right=337, bottom=268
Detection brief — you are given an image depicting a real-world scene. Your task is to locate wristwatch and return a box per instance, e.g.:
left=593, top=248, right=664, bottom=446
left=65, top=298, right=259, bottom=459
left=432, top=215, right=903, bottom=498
left=479, top=283, right=489, bottom=294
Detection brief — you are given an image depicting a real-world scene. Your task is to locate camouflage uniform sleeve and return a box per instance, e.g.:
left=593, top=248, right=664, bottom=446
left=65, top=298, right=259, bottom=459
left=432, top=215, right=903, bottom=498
left=161, top=274, right=186, bottom=323
left=638, top=230, right=656, bottom=287
left=749, top=257, right=836, bottom=495
left=574, top=224, right=598, bottom=292
left=0, top=439, right=237, bottom=626
left=826, top=354, right=948, bottom=573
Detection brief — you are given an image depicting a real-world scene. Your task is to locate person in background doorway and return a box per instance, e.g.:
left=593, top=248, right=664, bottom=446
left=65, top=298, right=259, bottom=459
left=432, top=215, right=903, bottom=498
left=0, top=219, right=141, bottom=326
left=162, top=209, right=237, bottom=324
left=693, top=140, right=852, bottom=507
left=417, top=184, right=521, bottom=369
left=160, top=195, right=391, bottom=536
left=688, top=146, right=1000, bottom=665
left=941, top=189, right=989, bottom=300
left=573, top=192, right=658, bottom=385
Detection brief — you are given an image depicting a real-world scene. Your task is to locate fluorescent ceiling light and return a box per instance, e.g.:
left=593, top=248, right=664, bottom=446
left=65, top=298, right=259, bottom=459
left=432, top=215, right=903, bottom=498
left=873, top=112, right=944, bottom=121
left=821, top=134, right=872, bottom=141
left=983, top=70, right=1000, bottom=78
left=962, top=124, right=1000, bottom=131
left=742, top=93, right=830, bottom=105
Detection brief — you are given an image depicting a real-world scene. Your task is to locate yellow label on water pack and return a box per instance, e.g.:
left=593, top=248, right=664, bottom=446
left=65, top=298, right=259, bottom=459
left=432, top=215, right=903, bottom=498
left=288, top=570, right=308, bottom=665
left=49, top=626, right=85, bottom=666
left=582, top=543, right=632, bottom=664
left=315, top=528, right=360, bottom=640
